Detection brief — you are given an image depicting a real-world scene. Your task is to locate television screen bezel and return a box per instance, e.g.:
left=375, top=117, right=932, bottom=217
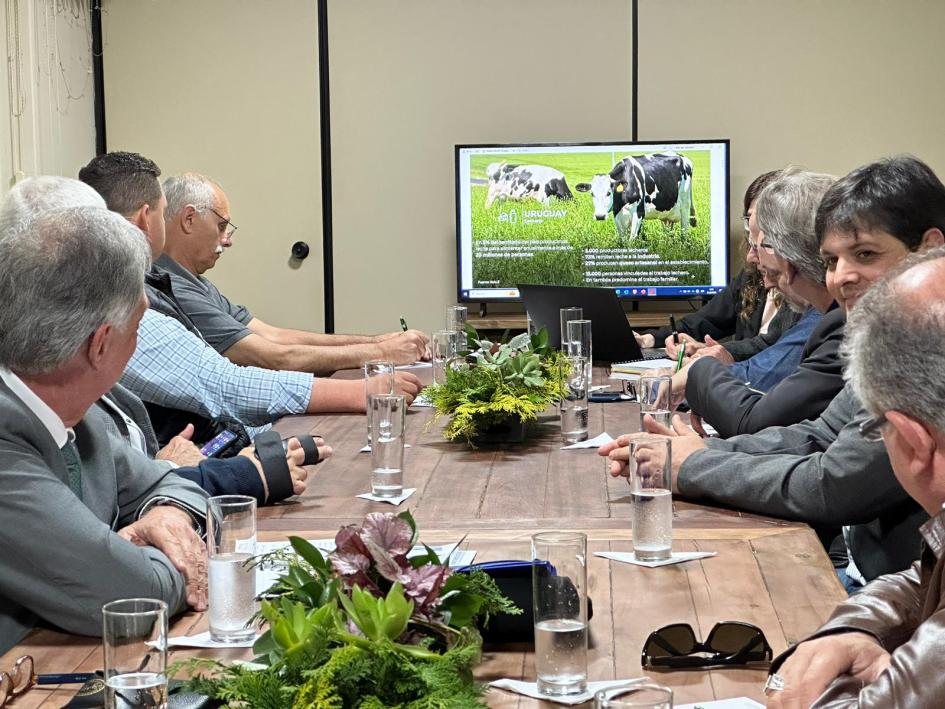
left=454, top=138, right=731, bottom=303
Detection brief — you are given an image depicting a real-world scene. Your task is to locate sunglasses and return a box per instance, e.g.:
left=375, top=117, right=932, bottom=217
left=641, top=621, right=772, bottom=669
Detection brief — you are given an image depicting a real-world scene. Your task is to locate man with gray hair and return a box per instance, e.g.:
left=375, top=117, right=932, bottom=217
left=158, top=172, right=430, bottom=373
left=670, top=169, right=847, bottom=437
left=0, top=189, right=209, bottom=654
left=767, top=246, right=945, bottom=707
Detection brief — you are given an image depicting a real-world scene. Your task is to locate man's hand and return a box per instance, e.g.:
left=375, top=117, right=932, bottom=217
left=691, top=335, right=734, bottom=365
left=394, top=371, right=423, bottom=404
left=117, top=506, right=207, bottom=610
left=240, top=436, right=332, bottom=498
left=665, top=332, right=704, bottom=358
left=598, top=415, right=705, bottom=488
left=156, top=424, right=205, bottom=467
left=633, top=330, right=656, bottom=349
left=769, top=632, right=891, bottom=709
left=378, top=331, right=429, bottom=364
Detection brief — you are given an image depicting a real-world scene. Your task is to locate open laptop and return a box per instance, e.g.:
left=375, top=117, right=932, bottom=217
left=518, top=284, right=667, bottom=364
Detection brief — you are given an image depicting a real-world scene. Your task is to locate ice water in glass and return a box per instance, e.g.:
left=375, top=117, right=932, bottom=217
left=105, top=672, right=168, bottom=709
left=370, top=394, right=405, bottom=497
left=561, top=355, right=589, bottom=443
left=535, top=618, right=589, bottom=695
left=631, top=489, right=673, bottom=560
left=206, top=496, right=257, bottom=643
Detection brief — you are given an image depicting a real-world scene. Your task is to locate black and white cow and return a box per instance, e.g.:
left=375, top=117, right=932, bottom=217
left=575, top=152, right=696, bottom=241
left=484, top=162, right=573, bottom=208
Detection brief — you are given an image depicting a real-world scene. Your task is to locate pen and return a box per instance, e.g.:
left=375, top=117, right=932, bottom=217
left=37, top=672, right=97, bottom=684
left=400, top=316, right=408, bottom=332
left=675, top=345, right=686, bottom=374
left=669, top=315, right=680, bottom=345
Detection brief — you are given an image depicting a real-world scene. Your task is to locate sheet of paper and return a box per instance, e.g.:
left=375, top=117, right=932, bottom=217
left=356, top=488, right=416, bottom=505
left=410, top=392, right=435, bottom=407
left=610, top=358, right=677, bottom=374
left=595, top=551, right=717, bottom=568
left=395, top=361, right=433, bottom=370
left=489, top=679, right=650, bottom=706
left=163, top=630, right=259, bottom=649
left=677, top=699, right=765, bottom=709
left=561, top=432, right=614, bottom=450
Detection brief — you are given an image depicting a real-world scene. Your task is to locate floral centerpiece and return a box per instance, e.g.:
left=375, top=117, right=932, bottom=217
left=174, top=511, right=519, bottom=708
left=422, top=326, right=569, bottom=445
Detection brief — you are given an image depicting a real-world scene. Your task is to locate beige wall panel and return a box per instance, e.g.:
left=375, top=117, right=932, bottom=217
left=101, top=0, right=324, bottom=331
left=329, top=0, right=632, bottom=335
left=638, top=0, right=945, bottom=271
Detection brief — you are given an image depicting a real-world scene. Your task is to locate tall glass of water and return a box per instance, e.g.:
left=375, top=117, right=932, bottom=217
left=638, top=374, right=672, bottom=430
left=532, top=531, right=588, bottom=696
left=102, top=598, right=167, bottom=709
left=560, top=355, right=590, bottom=443
left=446, top=305, right=468, bottom=333
left=566, top=319, right=593, bottom=362
left=559, top=307, right=583, bottom=352
left=364, top=359, right=395, bottom=448
left=628, top=436, right=673, bottom=561
left=595, top=680, right=673, bottom=708
left=432, top=330, right=463, bottom=385
left=207, top=495, right=257, bottom=643
left=370, top=393, right=406, bottom=497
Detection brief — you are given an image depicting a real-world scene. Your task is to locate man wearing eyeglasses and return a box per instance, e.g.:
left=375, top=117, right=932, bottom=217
left=156, top=173, right=430, bottom=373
left=767, top=247, right=945, bottom=707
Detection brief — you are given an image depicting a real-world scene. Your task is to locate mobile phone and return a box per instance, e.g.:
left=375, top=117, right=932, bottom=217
left=590, top=391, right=625, bottom=403
left=199, top=430, right=238, bottom=457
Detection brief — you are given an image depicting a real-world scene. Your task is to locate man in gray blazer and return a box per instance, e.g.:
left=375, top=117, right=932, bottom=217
left=0, top=194, right=209, bottom=654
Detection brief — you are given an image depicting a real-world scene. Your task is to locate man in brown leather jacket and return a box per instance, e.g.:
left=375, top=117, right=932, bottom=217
left=767, top=246, right=945, bottom=707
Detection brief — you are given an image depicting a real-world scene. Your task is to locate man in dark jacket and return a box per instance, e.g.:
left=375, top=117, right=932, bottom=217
left=767, top=248, right=945, bottom=707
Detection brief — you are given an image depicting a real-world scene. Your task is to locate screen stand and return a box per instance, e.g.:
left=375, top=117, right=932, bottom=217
left=630, top=301, right=640, bottom=312
left=479, top=302, right=487, bottom=318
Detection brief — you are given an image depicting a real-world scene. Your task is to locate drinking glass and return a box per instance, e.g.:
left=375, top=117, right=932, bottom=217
left=560, top=355, right=590, bottom=444
left=446, top=305, right=468, bottom=333
left=432, top=330, right=463, bottom=385
left=595, top=680, right=673, bottom=708
left=638, top=374, right=672, bottom=430
left=369, top=394, right=406, bottom=497
left=207, top=495, right=257, bottom=643
left=102, top=598, right=167, bottom=709
left=627, top=436, right=673, bottom=561
left=566, top=319, right=593, bottom=362
left=526, top=310, right=540, bottom=338
left=531, top=531, right=588, bottom=696
left=364, top=359, right=395, bottom=447
left=559, top=307, right=583, bottom=352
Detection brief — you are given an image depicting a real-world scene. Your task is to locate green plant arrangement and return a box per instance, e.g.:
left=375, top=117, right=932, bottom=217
left=422, top=326, right=569, bottom=444
left=173, top=511, right=520, bottom=708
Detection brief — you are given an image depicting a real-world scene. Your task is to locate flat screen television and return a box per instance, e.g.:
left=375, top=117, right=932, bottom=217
left=455, top=139, right=730, bottom=302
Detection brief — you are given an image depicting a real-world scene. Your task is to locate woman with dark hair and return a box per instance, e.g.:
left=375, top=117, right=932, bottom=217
left=636, top=170, right=800, bottom=361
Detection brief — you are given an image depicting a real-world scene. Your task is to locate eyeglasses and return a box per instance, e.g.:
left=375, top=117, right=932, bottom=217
left=0, top=656, right=35, bottom=707
left=745, top=235, right=760, bottom=253
left=742, top=214, right=750, bottom=233
left=859, top=412, right=888, bottom=442
left=641, top=621, right=772, bottom=669
left=197, top=206, right=238, bottom=240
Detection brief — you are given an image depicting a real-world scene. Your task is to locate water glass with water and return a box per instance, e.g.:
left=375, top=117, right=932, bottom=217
left=560, top=355, right=590, bottom=443
left=369, top=393, right=406, bottom=497
left=432, top=330, right=463, bottom=384
left=627, top=436, right=673, bottom=561
left=531, top=531, right=588, bottom=696
left=102, top=598, right=167, bottom=709
left=595, top=680, right=674, bottom=708
left=566, top=319, right=593, bottom=362
left=207, top=495, right=257, bottom=643
left=638, top=374, right=672, bottom=430
left=364, top=359, right=395, bottom=447
left=559, top=307, right=583, bottom=352
left=446, top=305, right=468, bottom=333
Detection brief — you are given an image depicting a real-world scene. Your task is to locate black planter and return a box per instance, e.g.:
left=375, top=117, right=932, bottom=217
left=473, top=417, right=526, bottom=445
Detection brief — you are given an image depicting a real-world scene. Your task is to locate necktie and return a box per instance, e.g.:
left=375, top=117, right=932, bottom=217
left=60, top=439, right=84, bottom=501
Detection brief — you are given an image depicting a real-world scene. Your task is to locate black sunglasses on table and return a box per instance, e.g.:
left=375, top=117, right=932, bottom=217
left=641, top=621, right=773, bottom=669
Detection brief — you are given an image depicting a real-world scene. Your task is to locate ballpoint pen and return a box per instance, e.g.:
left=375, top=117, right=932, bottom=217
left=400, top=316, right=408, bottom=332
left=675, top=344, right=686, bottom=373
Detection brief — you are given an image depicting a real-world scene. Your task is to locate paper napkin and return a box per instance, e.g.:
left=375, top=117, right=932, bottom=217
left=489, top=679, right=648, bottom=706
left=561, top=432, right=614, bottom=450
left=595, top=551, right=717, bottom=568
left=677, top=699, right=764, bottom=709
left=356, top=488, right=416, bottom=505
left=359, top=443, right=413, bottom=452
left=163, top=631, right=258, bottom=649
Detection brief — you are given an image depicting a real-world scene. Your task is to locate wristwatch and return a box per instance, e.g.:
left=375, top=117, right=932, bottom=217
left=139, top=497, right=205, bottom=537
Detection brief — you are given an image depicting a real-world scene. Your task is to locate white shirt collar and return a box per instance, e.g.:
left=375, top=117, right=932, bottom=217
left=0, top=367, right=70, bottom=447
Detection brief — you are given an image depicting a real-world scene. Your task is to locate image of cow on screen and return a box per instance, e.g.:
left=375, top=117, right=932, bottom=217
left=466, top=149, right=712, bottom=292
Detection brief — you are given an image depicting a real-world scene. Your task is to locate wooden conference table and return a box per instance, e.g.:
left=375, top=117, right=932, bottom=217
left=2, top=367, right=845, bottom=707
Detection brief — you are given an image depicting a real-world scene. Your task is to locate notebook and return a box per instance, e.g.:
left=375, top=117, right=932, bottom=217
left=517, top=284, right=669, bottom=365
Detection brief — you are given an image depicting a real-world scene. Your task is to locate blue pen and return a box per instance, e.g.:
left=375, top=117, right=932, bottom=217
left=37, top=672, right=97, bottom=684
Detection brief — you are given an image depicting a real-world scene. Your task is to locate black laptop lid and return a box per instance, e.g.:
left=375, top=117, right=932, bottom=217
left=518, top=284, right=645, bottom=364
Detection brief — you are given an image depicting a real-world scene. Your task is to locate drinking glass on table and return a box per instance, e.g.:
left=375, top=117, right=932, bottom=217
left=364, top=359, right=395, bottom=447
left=637, top=374, right=672, bottom=429
left=560, top=355, right=590, bottom=444
left=566, top=318, right=593, bottom=362
left=531, top=531, right=588, bottom=696
left=627, top=435, right=673, bottom=561
left=369, top=394, right=406, bottom=497
left=446, top=305, right=468, bottom=333
left=102, top=598, right=167, bottom=709
left=594, top=680, right=673, bottom=708
left=207, top=495, right=257, bottom=643
left=559, top=307, right=583, bottom=352
left=432, top=329, right=463, bottom=385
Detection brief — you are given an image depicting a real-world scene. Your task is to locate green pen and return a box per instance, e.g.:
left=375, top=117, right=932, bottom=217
left=675, top=344, right=686, bottom=373
left=400, top=316, right=408, bottom=332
